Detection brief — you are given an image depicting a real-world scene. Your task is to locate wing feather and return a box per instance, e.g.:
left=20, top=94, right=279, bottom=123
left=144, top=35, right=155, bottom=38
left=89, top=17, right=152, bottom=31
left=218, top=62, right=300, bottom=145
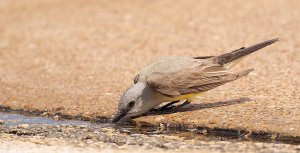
left=147, top=65, right=253, bottom=97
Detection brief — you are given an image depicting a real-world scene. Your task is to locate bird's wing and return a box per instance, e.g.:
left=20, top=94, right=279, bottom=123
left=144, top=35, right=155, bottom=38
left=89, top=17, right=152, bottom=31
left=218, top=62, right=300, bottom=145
left=146, top=64, right=253, bottom=97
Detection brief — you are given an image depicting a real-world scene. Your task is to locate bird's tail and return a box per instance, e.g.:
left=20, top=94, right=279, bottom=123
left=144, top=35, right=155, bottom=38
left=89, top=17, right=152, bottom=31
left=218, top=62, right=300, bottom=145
left=216, top=38, right=279, bottom=68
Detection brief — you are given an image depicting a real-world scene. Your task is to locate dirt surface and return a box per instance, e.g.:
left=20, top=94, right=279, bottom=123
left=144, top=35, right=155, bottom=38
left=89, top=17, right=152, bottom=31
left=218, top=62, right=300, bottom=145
left=0, top=0, right=299, bottom=138
left=1, top=124, right=300, bottom=153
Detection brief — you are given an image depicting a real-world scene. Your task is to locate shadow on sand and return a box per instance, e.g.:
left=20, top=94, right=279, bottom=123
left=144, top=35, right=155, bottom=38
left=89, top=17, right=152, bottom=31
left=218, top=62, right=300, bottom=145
left=146, top=97, right=252, bottom=116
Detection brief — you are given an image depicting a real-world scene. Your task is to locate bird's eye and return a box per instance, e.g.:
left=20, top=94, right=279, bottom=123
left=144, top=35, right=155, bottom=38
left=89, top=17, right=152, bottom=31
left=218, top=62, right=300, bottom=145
left=128, top=101, right=135, bottom=108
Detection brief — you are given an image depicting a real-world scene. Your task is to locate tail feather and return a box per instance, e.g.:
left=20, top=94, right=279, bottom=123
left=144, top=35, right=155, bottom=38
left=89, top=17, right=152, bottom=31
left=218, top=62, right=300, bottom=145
left=216, top=38, right=279, bottom=65
left=235, top=68, right=254, bottom=79
left=224, top=68, right=254, bottom=82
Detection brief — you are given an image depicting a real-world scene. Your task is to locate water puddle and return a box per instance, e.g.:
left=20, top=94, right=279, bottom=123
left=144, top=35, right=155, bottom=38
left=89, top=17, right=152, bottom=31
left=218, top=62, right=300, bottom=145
left=0, top=112, right=92, bottom=127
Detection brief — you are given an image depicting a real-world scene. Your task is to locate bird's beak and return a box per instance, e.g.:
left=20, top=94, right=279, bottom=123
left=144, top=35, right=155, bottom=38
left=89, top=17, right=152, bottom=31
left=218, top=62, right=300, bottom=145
left=112, top=109, right=128, bottom=123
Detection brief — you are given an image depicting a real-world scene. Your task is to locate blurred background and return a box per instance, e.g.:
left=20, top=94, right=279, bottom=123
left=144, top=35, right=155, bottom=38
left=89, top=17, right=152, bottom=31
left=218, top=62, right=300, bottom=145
left=0, top=0, right=298, bottom=117
left=0, top=0, right=299, bottom=152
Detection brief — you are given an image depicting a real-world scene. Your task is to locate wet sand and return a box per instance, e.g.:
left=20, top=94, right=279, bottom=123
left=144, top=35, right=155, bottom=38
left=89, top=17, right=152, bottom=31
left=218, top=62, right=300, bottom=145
left=3, top=135, right=299, bottom=153
left=1, top=124, right=300, bottom=153
left=0, top=0, right=299, bottom=145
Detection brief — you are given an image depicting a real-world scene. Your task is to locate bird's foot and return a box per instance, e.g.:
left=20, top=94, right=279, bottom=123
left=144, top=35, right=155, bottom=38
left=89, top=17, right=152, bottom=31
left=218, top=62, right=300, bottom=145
left=150, top=100, right=191, bottom=112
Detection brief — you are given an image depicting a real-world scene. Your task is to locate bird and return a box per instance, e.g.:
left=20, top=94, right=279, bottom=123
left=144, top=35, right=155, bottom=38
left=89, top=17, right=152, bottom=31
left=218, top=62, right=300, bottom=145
left=112, top=38, right=279, bottom=123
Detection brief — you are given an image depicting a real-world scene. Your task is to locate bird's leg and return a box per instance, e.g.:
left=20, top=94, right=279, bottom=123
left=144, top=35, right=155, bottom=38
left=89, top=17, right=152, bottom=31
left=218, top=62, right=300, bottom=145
left=174, top=100, right=191, bottom=109
left=150, top=101, right=179, bottom=112
left=151, top=100, right=191, bottom=112
left=159, top=101, right=180, bottom=110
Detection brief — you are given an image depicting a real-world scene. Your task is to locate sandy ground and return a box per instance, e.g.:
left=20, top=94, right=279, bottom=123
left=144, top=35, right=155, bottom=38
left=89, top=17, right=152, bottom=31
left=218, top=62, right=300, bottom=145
left=3, top=137, right=299, bottom=153
left=1, top=125, right=300, bottom=153
left=0, top=139, right=114, bottom=153
left=2, top=136, right=300, bottom=153
left=0, top=137, right=167, bottom=153
left=0, top=0, right=299, bottom=138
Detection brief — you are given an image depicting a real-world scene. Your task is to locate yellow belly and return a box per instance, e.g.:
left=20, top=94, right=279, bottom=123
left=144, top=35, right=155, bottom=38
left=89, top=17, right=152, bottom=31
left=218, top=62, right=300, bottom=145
left=166, top=92, right=203, bottom=101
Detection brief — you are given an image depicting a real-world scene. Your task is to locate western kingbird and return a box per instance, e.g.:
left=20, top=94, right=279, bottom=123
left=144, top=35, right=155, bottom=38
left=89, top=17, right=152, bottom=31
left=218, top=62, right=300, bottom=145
left=112, top=38, right=278, bottom=122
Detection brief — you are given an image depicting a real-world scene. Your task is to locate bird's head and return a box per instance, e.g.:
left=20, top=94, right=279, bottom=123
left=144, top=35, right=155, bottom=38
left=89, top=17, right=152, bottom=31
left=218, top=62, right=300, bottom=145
left=112, top=82, right=151, bottom=123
